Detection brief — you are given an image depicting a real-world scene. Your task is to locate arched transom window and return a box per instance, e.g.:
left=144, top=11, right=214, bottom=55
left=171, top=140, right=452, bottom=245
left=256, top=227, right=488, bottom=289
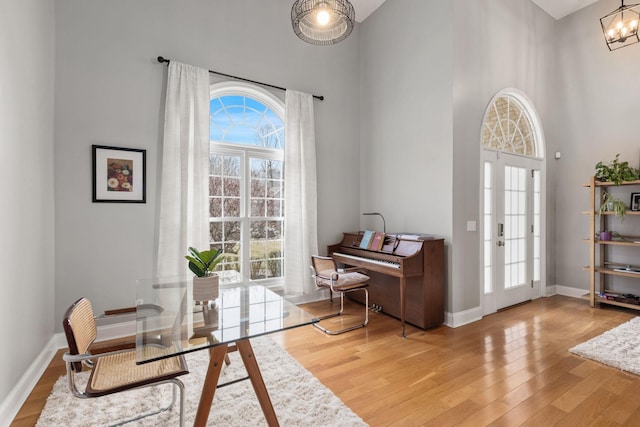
left=210, top=95, right=284, bottom=148
left=482, top=95, right=538, bottom=157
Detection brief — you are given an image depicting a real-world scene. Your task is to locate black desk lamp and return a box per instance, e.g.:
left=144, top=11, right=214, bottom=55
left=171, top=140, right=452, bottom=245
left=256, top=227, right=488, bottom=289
left=362, top=212, right=386, bottom=233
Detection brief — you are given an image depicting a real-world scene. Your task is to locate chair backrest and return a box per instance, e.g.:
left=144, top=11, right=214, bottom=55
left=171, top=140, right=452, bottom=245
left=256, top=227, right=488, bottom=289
left=62, top=297, right=97, bottom=372
left=311, top=255, right=337, bottom=278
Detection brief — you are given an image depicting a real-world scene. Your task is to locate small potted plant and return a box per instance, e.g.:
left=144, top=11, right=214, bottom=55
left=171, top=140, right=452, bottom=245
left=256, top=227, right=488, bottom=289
left=598, top=230, right=613, bottom=241
left=185, top=247, right=223, bottom=302
left=596, top=230, right=621, bottom=241
left=595, top=154, right=640, bottom=185
left=599, top=191, right=627, bottom=222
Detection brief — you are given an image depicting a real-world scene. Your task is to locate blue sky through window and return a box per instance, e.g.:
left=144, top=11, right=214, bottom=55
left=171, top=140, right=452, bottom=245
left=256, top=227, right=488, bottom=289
left=210, top=95, right=284, bottom=148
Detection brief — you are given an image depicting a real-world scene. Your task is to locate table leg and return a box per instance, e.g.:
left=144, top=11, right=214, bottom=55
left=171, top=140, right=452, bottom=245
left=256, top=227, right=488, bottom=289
left=194, top=344, right=229, bottom=427
left=237, top=339, right=280, bottom=427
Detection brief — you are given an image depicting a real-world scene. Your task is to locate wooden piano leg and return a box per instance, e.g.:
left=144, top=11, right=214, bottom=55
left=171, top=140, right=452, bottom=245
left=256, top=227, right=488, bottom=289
left=400, top=277, right=406, bottom=338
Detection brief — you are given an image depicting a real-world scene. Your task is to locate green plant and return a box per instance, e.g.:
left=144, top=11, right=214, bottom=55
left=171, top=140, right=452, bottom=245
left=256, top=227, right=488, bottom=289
left=595, top=154, right=640, bottom=185
left=599, top=191, right=627, bottom=222
left=185, top=247, right=223, bottom=277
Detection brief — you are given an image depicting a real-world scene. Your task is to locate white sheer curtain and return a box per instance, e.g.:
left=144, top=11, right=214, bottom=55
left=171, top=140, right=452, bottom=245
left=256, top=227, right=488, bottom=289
left=156, top=61, right=210, bottom=277
left=284, top=90, right=319, bottom=295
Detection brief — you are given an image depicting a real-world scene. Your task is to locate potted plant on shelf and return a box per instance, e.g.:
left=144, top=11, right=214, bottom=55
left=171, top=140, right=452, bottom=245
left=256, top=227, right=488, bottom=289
left=599, top=191, right=627, bottom=222
left=598, top=230, right=613, bottom=241
left=596, top=230, right=622, bottom=242
left=185, top=247, right=223, bottom=302
left=595, top=154, right=640, bottom=185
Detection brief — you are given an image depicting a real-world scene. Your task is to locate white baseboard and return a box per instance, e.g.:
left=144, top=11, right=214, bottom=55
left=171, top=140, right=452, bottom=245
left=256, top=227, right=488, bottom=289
left=284, top=289, right=327, bottom=305
left=0, top=335, right=59, bottom=427
left=95, top=319, right=136, bottom=342
left=442, top=284, right=585, bottom=329
left=554, top=284, right=587, bottom=299
left=445, top=306, right=483, bottom=328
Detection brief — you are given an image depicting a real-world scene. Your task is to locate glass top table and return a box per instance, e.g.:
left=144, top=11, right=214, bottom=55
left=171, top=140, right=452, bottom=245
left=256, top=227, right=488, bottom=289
left=135, top=274, right=317, bottom=426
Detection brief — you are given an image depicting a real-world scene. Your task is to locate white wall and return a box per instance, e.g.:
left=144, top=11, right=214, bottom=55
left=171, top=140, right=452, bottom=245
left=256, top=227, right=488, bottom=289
left=360, top=0, right=453, bottom=237
left=54, top=0, right=361, bottom=328
left=555, top=0, right=640, bottom=293
left=359, top=0, right=454, bottom=302
left=0, top=0, right=55, bottom=417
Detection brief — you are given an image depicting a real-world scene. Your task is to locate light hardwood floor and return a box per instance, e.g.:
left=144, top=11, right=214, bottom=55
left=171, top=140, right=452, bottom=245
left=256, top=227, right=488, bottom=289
left=12, top=295, right=640, bottom=426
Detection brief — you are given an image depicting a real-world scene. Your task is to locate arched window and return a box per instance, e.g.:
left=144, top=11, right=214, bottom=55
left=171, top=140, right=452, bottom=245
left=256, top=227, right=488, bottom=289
left=209, top=82, right=285, bottom=285
left=210, top=95, right=284, bottom=148
left=482, top=93, right=542, bottom=158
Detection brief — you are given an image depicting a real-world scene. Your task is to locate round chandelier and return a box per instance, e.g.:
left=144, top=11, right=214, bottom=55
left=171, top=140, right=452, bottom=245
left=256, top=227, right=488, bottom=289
left=291, top=0, right=355, bottom=46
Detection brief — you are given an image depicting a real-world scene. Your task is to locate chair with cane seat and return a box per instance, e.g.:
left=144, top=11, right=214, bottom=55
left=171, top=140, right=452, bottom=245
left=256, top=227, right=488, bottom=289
left=62, top=297, right=189, bottom=426
left=310, top=255, right=370, bottom=334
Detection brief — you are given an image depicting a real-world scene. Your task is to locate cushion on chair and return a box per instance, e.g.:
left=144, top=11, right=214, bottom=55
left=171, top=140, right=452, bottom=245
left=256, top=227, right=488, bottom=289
left=316, top=269, right=338, bottom=279
left=316, top=272, right=369, bottom=291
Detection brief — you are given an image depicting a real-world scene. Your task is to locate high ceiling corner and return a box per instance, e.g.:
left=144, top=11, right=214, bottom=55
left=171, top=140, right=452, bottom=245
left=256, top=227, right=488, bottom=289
left=350, top=0, right=602, bottom=23
left=350, top=0, right=387, bottom=23
left=530, top=0, right=600, bottom=20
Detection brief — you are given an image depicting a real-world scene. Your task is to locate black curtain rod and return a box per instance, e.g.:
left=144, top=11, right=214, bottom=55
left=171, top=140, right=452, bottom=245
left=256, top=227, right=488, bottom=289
left=157, top=56, right=324, bottom=101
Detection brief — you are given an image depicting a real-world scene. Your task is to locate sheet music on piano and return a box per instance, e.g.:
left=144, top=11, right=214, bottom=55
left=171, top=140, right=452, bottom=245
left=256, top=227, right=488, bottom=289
left=352, top=231, right=402, bottom=254
left=352, top=231, right=439, bottom=254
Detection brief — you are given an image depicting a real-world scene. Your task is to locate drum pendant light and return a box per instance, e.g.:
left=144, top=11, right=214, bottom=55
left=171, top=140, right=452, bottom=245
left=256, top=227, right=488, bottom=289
left=291, top=0, right=355, bottom=46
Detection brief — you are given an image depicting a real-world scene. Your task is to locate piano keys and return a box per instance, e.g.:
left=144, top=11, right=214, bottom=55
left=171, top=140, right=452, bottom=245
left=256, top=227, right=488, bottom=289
left=331, top=252, right=401, bottom=270
left=328, top=232, right=445, bottom=336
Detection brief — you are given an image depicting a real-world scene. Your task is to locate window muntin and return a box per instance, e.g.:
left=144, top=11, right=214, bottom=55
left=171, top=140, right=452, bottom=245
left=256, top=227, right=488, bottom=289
left=482, top=96, right=537, bottom=157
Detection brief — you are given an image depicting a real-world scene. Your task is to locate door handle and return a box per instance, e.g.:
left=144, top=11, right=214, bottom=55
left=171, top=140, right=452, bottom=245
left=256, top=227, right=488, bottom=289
left=497, top=241, right=505, bottom=247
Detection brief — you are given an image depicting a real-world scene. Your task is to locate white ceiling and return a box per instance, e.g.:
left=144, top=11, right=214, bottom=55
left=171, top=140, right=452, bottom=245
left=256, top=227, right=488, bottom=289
left=350, top=0, right=601, bottom=22
left=530, top=0, right=600, bottom=20
left=350, top=0, right=387, bottom=23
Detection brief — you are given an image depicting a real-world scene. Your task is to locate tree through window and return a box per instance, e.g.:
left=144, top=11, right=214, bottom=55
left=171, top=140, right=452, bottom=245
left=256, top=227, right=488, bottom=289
left=209, top=84, right=285, bottom=284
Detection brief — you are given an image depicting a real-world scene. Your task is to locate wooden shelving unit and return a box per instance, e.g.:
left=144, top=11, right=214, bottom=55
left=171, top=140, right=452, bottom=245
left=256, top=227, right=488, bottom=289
left=584, top=177, right=640, bottom=309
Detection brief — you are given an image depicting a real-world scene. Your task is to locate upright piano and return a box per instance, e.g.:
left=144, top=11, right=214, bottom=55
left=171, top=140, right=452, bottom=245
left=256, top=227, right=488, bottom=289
left=328, top=232, right=445, bottom=337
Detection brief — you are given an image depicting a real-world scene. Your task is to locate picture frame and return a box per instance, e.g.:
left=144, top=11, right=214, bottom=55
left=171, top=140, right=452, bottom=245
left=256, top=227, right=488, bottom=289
left=92, top=145, right=146, bottom=203
left=631, top=193, right=640, bottom=212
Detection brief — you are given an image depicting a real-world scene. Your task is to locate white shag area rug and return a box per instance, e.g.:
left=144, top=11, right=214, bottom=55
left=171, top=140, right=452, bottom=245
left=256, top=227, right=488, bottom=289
left=37, top=336, right=367, bottom=426
left=569, top=316, right=640, bottom=375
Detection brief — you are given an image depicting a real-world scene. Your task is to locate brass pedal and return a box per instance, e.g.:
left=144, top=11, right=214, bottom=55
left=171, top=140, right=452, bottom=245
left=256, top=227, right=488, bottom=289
left=369, top=304, right=383, bottom=313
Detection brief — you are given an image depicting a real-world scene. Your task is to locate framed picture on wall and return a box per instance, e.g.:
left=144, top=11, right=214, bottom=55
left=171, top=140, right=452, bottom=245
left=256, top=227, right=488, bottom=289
left=631, top=193, right=640, bottom=212
left=92, top=145, right=146, bottom=203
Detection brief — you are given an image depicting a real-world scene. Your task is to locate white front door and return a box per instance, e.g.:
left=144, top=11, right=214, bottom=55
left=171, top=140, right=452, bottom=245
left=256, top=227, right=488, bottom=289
left=483, top=152, right=542, bottom=313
